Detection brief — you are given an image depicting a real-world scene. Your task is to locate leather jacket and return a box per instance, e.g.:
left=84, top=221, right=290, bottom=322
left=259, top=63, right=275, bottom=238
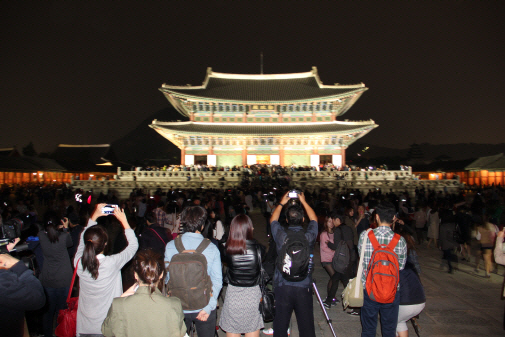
left=225, top=240, right=264, bottom=287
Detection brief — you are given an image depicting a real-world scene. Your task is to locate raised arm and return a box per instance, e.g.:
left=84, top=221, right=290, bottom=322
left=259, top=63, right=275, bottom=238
left=298, top=192, right=317, bottom=222
left=270, top=192, right=290, bottom=223
left=74, top=203, right=108, bottom=267
left=111, top=207, right=138, bottom=269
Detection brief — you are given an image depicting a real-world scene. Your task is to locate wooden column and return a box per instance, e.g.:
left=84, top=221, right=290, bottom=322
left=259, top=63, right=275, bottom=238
left=190, top=112, right=194, bottom=122
left=341, top=148, right=346, bottom=167
left=280, top=146, right=285, bottom=166
left=242, top=148, right=247, bottom=165
left=181, top=147, right=185, bottom=165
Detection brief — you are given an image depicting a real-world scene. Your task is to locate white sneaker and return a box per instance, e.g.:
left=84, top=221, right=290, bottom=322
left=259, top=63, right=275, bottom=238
left=262, top=328, right=290, bottom=335
left=263, top=328, right=274, bottom=335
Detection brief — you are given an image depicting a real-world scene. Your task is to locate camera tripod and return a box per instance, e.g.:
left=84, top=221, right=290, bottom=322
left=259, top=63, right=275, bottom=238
left=312, top=279, right=337, bottom=337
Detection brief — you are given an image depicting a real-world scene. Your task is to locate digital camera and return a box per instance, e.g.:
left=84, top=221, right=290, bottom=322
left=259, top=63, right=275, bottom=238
left=288, top=189, right=301, bottom=198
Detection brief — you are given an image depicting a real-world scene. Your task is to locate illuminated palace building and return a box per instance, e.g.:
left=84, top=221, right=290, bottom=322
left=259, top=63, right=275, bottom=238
left=151, top=67, right=377, bottom=167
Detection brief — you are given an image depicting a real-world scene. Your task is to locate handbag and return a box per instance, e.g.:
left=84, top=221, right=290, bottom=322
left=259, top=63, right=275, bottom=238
left=55, top=258, right=80, bottom=337
left=342, top=229, right=370, bottom=310
left=257, top=248, right=275, bottom=322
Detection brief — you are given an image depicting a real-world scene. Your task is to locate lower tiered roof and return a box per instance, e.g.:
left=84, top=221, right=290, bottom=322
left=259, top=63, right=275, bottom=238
left=151, top=120, right=376, bottom=136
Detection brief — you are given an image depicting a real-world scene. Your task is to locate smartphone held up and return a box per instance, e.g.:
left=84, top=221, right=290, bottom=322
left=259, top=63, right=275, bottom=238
left=102, top=204, right=119, bottom=214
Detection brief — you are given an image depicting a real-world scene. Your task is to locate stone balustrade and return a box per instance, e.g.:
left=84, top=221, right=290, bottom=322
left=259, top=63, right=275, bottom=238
left=117, top=169, right=241, bottom=181
left=70, top=167, right=461, bottom=200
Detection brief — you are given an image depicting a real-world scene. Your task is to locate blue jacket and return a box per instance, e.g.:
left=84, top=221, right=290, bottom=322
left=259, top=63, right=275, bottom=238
left=164, top=232, right=222, bottom=315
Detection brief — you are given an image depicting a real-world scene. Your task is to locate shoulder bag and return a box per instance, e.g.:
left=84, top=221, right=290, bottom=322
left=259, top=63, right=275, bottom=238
left=257, top=246, right=275, bottom=322
left=342, top=229, right=371, bottom=310
left=55, top=258, right=80, bottom=337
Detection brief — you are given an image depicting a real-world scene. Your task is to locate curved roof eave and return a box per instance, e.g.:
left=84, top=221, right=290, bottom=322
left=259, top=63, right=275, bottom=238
left=159, top=87, right=367, bottom=104
left=150, top=121, right=378, bottom=137
left=161, top=67, right=365, bottom=90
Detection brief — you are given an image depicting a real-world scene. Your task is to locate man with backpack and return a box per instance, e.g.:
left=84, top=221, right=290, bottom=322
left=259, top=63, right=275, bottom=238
left=164, top=206, right=222, bottom=337
left=358, top=201, right=407, bottom=337
left=270, top=191, right=318, bottom=337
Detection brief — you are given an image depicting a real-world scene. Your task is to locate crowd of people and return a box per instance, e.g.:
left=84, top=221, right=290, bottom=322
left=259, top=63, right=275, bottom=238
left=131, top=163, right=410, bottom=174
left=1, top=181, right=505, bottom=337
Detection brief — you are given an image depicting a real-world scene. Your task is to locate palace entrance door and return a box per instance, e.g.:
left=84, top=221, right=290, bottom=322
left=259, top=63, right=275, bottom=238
left=195, top=155, right=207, bottom=165
left=256, top=155, right=270, bottom=165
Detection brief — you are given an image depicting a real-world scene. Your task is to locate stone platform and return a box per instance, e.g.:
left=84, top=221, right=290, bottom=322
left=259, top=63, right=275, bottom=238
left=71, top=168, right=462, bottom=200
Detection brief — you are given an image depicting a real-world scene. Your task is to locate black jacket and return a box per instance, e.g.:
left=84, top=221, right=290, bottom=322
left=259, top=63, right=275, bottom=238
left=225, top=240, right=265, bottom=287
left=399, top=266, right=426, bottom=305
left=0, top=261, right=46, bottom=337
left=139, top=225, right=171, bottom=257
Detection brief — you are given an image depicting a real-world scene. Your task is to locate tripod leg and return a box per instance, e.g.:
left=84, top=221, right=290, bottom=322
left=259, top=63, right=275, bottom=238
left=313, top=281, right=338, bottom=337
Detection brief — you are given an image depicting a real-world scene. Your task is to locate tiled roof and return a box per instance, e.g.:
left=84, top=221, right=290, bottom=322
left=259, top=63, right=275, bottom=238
left=465, top=153, right=504, bottom=170
left=465, top=153, right=505, bottom=171
left=0, top=156, right=66, bottom=172
left=161, top=68, right=366, bottom=102
left=52, top=144, right=118, bottom=172
left=150, top=121, right=377, bottom=136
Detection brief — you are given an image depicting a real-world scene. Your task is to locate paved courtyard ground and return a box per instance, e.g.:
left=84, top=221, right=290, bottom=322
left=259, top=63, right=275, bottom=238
left=216, top=209, right=505, bottom=337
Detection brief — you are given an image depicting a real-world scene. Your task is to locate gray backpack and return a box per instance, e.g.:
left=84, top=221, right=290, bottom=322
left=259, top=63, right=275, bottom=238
left=167, top=236, right=213, bottom=310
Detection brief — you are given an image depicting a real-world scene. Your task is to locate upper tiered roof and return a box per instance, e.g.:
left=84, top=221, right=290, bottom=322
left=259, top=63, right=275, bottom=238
left=160, top=67, right=366, bottom=102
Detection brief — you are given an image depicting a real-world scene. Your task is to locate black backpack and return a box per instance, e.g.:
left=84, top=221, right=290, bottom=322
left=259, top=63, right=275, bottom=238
left=332, top=227, right=351, bottom=274
left=276, top=229, right=310, bottom=282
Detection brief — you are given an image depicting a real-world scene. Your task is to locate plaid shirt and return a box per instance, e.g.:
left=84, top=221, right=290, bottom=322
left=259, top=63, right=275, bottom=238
left=358, top=226, right=407, bottom=289
left=153, top=208, right=169, bottom=227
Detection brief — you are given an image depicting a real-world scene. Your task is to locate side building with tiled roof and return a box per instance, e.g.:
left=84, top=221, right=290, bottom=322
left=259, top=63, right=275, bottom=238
left=151, top=67, right=378, bottom=167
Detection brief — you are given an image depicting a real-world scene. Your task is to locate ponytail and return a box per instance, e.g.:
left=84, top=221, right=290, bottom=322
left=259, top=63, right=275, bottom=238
left=45, top=220, right=60, bottom=243
left=133, top=249, right=165, bottom=296
left=82, top=226, right=108, bottom=280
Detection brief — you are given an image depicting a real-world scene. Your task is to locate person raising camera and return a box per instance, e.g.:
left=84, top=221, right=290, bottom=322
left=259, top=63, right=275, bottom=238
left=74, top=204, right=139, bottom=337
left=269, top=190, right=318, bottom=337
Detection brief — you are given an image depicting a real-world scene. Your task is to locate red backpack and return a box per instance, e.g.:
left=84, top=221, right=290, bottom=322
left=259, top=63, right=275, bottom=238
left=365, top=231, right=401, bottom=303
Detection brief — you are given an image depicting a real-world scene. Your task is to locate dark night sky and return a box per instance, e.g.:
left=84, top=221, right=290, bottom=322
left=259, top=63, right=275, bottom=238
left=1, top=1, right=504, bottom=153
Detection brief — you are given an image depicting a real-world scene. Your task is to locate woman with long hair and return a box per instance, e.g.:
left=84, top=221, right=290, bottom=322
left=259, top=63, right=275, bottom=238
left=344, top=206, right=358, bottom=246
left=74, top=204, right=139, bottom=337
left=320, top=216, right=336, bottom=305
left=323, top=212, right=355, bottom=310
left=219, top=214, right=265, bottom=337
left=38, top=214, right=73, bottom=337
left=209, top=210, right=225, bottom=241
left=102, top=249, right=186, bottom=337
